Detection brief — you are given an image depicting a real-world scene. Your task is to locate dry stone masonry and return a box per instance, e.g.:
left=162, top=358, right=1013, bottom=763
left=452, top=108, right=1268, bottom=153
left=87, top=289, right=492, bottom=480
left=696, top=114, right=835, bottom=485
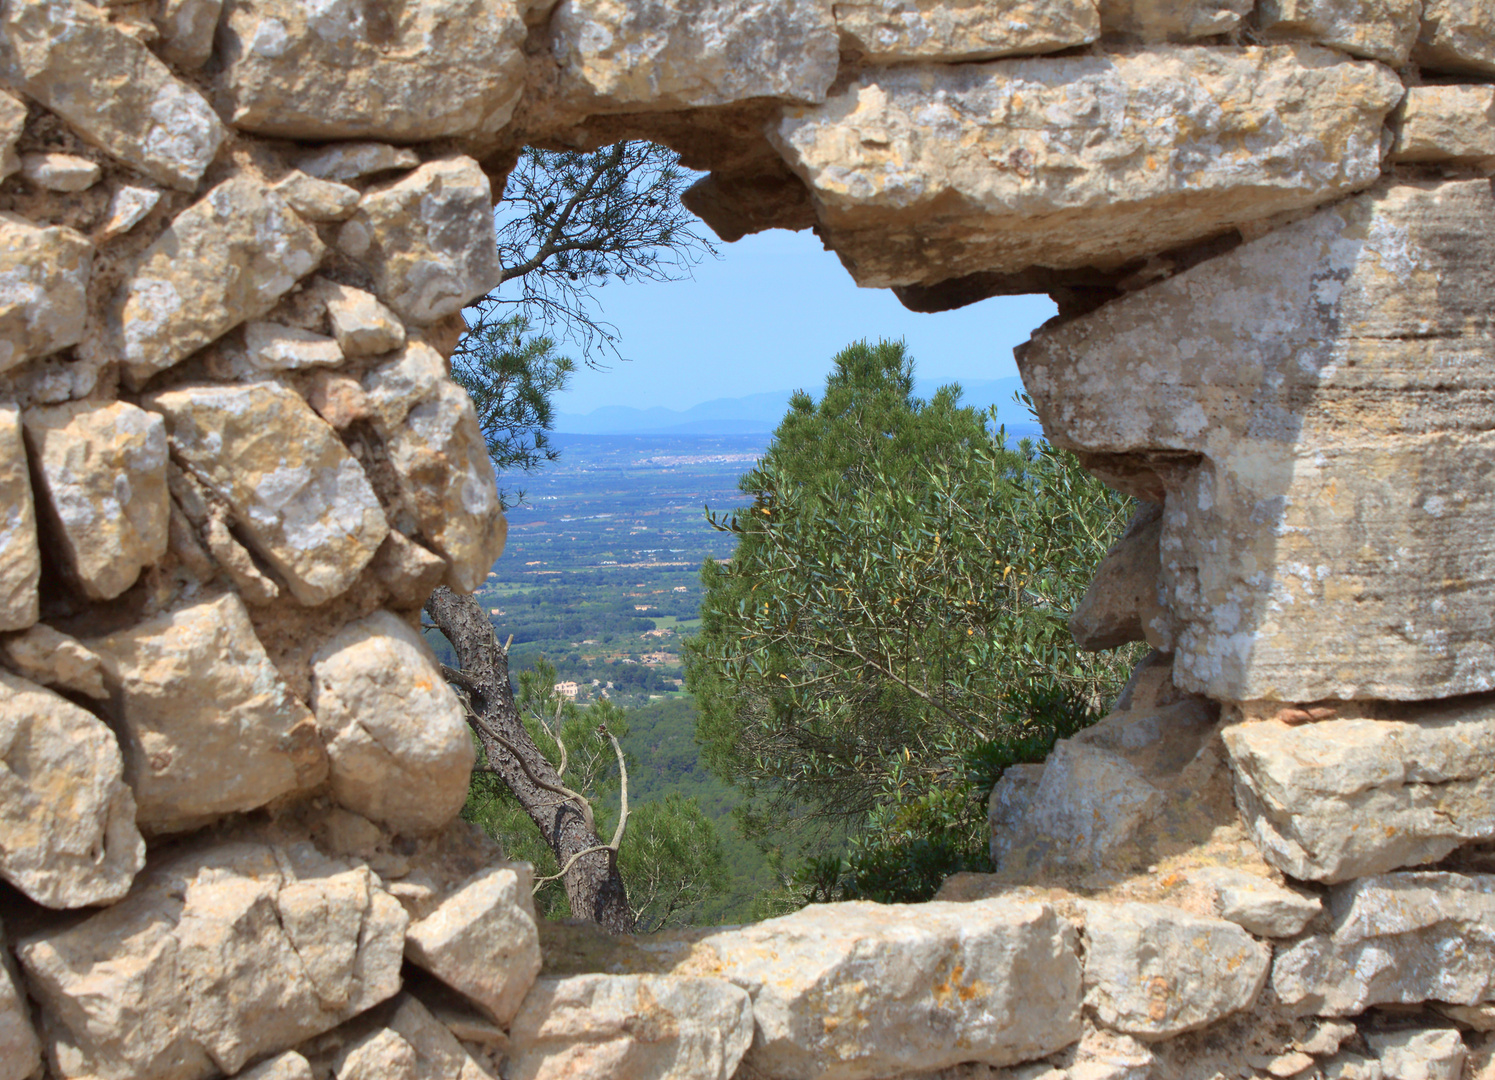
left=2, top=0, right=1495, bottom=1077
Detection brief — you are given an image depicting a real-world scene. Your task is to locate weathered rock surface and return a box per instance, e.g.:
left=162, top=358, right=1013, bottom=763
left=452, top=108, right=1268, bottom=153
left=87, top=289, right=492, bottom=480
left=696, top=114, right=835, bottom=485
left=0, top=213, right=92, bottom=374
left=114, top=176, right=325, bottom=386
left=699, top=899, right=1082, bottom=1078
left=773, top=46, right=1402, bottom=288
left=506, top=974, right=750, bottom=1080
left=1100, top=0, right=1253, bottom=39
left=155, top=0, right=222, bottom=68
left=311, top=610, right=474, bottom=834
left=218, top=0, right=525, bottom=140
left=0, top=0, right=225, bottom=189
left=23, top=400, right=169, bottom=601
left=0, top=405, right=38, bottom=632
left=1415, top=0, right=1495, bottom=74
left=385, top=379, right=507, bottom=593
left=0, top=622, right=106, bottom=698
left=1082, top=902, right=1269, bottom=1040
left=240, top=1052, right=314, bottom=1080
left=296, top=142, right=419, bottom=182
left=834, top=0, right=1097, bottom=61
left=1069, top=501, right=1163, bottom=651
left=1257, top=0, right=1422, bottom=64
left=1392, top=84, right=1495, bottom=164
left=244, top=321, right=345, bottom=371
left=0, top=921, right=39, bottom=1080
left=17, top=839, right=408, bottom=1080
left=404, top=865, right=542, bottom=1025
left=86, top=592, right=327, bottom=834
left=1273, top=872, right=1495, bottom=1015
left=320, top=280, right=406, bottom=357
left=0, top=90, right=22, bottom=182
left=338, top=157, right=500, bottom=325
left=330, top=994, right=492, bottom=1080
left=1366, top=1028, right=1466, bottom=1080
left=369, top=531, right=447, bottom=606
left=1019, top=179, right=1495, bottom=702
left=20, top=152, right=100, bottom=192
left=98, top=184, right=162, bottom=242
left=1224, top=699, right=1495, bottom=882
left=146, top=381, right=387, bottom=605
left=1184, top=866, right=1321, bottom=938
left=550, top=0, right=839, bottom=111
left=275, top=172, right=362, bottom=222
left=0, top=669, right=144, bottom=908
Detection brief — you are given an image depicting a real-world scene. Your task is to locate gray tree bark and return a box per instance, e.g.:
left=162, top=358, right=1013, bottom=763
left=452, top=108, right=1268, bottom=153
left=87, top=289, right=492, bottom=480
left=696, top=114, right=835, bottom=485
left=424, top=585, right=634, bottom=933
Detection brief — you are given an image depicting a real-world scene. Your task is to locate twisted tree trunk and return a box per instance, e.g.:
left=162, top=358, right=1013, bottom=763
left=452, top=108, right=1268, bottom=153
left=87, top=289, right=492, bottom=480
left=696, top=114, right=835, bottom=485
left=424, top=585, right=634, bottom=933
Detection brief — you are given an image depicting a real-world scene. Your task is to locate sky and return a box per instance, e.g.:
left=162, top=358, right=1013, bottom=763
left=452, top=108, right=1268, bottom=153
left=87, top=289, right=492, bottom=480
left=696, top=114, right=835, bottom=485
left=545, top=227, right=1057, bottom=415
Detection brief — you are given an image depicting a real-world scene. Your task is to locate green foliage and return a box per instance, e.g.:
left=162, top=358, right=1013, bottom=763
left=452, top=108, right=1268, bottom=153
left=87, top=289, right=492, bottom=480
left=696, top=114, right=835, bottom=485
left=685, top=340, right=1144, bottom=907
left=620, top=793, right=730, bottom=932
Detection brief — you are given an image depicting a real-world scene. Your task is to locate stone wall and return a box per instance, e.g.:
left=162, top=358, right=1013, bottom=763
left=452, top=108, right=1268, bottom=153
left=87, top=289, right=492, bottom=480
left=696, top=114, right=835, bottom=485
left=2, top=0, right=1494, bottom=1077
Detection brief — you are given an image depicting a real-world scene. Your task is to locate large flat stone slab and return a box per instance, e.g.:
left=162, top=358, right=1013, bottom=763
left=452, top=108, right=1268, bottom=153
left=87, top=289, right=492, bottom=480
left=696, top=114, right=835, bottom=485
left=698, top=898, right=1082, bottom=1078
left=1018, top=179, right=1495, bottom=702
left=771, top=45, right=1402, bottom=289
left=1225, top=699, right=1495, bottom=883
left=833, top=0, right=1098, bottom=61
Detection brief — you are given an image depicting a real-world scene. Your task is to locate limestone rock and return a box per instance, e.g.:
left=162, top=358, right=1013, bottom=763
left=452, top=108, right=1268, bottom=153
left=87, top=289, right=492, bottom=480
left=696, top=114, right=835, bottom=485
left=988, top=762, right=1044, bottom=869
left=307, top=370, right=372, bottom=429
left=19, top=152, right=99, bottom=192
left=240, top=1052, right=314, bottom=1080
left=369, top=532, right=447, bottom=607
left=23, top=400, right=169, bottom=601
left=1069, top=502, right=1163, bottom=651
left=275, top=172, right=361, bottom=222
left=1415, top=0, right=1495, bottom=74
left=0, top=405, right=38, bottom=632
left=218, top=0, right=525, bottom=140
left=0, top=0, right=224, bottom=189
left=1392, top=84, right=1495, bottom=164
left=405, top=866, right=541, bottom=1025
left=1435, top=1002, right=1495, bottom=1030
left=311, top=610, right=474, bottom=834
left=17, top=839, right=408, bottom=1080
left=0, top=669, right=144, bottom=908
left=0, top=920, right=40, bottom=1080
left=700, top=898, right=1082, bottom=1078
left=1366, top=1029, right=1465, bottom=1080
left=1257, top=0, right=1422, bottom=64
left=0, top=90, right=22, bottom=182
left=0, top=213, right=92, bottom=374
left=296, top=142, right=420, bottom=182
left=337, top=156, right=501, bottom=325
left=362, top=341, right=448, bottom=429
left=113, top=175, right=325, bottom=386
left=1186, top=866, right=1321, bottom=938
left=834, top=0, right=1098, bottom=61
left=332, top=995, right=492, bottom=1080
left=385, top=379, right=507, bottom=593
left=550, top=0, right=838, bottom=112
left=1323, top=1054, right=1385, bottom=1080
left=0, top=623, right=105, bottom=699
left=244, top=321, right=345, bottom=371
left=1082, top=902, right=1269, bottom=1039
left=772, top=46, right=1402, bottom=289
left=1017, top=180, right=1495, bottom=702
left=505, top=973, right=752, bottom=1080
left=321, top=281, right=406, bottom=357
left=98, top=184, right=162, bottom=242
left=145, top=381, right=387, bottom=606
left=1273, top=872, right=1495, bottom=1015
left=155, top=0, right=222, bottom=68
left=1099, top=0, right=1253, bottom=39
left=1224, top=699, right=1495, bottom=883
left=86, top=592, right=328, bottom=835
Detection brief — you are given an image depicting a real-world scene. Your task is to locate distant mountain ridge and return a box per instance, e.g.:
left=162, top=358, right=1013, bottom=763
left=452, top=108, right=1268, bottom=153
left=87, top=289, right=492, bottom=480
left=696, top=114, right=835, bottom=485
left=555, top=377, right=1039, bottom=435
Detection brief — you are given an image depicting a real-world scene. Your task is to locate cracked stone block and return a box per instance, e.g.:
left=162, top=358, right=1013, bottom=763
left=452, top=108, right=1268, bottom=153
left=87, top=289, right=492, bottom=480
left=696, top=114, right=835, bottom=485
left=0, top=0, right=224, bottom=189
left=0, top=670, right=144, bottom=909
left=0, top=623, right=106, bottom=699
left=1415, top=0, right=1495, bottom=74
left=244, top=321, right=345, bottom=371
left=0, top=213, right=92, bottom=375
left=23, top=400, right=169, bottom=602
left=1392, top=84, right=1495, bottom=164
left=1100, top=0, right=1254, bottom=39
left=111, top=175, right=325, bottom=387
left=86, top=592, right=329, bottom=835
left=773, top=45, right=1402, bottom=289
left=834, top=0, right=1098, bottom=61
left=1258, top=0, right=1423, bottom=64
left=1018, top=179, right=1495, bottom=702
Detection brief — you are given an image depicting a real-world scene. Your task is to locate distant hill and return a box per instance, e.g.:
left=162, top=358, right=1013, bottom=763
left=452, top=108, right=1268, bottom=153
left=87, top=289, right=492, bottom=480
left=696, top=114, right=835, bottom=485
left=555, top=377, right=1042, bottom=436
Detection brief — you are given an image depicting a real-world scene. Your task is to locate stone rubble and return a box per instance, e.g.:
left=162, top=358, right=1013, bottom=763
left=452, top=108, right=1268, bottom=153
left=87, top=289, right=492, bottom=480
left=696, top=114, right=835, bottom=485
left=2, top=0, right=1495, bottom=1074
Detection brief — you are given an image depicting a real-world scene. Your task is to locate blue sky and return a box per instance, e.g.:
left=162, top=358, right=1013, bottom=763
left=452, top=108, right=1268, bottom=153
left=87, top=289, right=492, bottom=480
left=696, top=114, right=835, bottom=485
left=547, top=227, right=1056, bottom=414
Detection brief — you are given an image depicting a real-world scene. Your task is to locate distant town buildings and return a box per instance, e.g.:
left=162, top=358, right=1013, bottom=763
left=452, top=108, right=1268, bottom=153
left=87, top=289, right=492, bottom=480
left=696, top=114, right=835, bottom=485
left=553, top=681, right=579, bottom=700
